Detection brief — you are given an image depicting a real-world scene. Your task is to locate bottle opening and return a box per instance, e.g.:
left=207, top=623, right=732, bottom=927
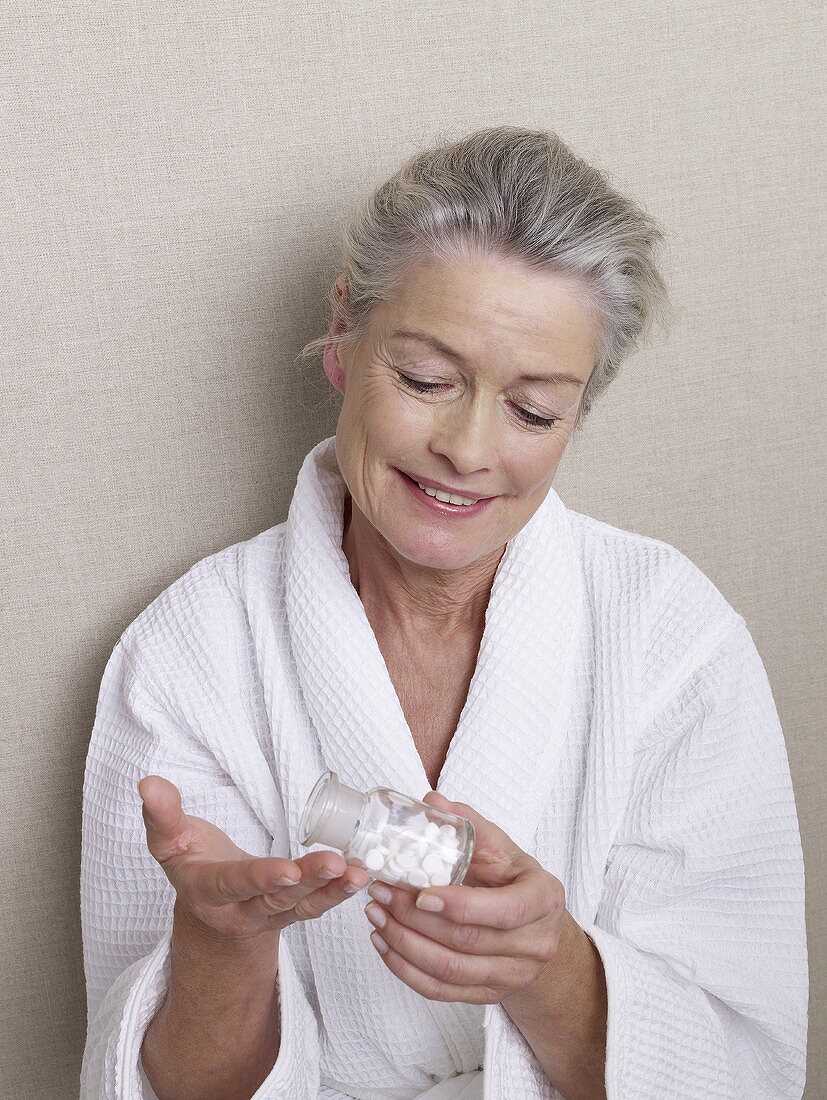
left=299, top=771, right=337, bottom=846
left=298, top=771, right=366, bottom=851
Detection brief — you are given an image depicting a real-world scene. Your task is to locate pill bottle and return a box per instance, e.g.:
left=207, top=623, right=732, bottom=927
left=298, top=770, right=475, bottom=893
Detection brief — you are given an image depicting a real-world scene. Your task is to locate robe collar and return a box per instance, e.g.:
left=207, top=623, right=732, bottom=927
left=284, top=435, right=583, bottom=856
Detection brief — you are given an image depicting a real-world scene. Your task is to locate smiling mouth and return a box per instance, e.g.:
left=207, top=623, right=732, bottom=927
left=399, top=470, right=497, bottom=503
left=394, top=469, right=500, bottom=516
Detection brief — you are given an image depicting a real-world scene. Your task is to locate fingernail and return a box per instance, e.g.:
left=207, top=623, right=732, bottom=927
left=320, top=867, right=338, bottom=879
left=365, top=902, right=386, bottom=928
left=416, top=892, right=444, bottom=911
left=370, top=930, right=388, bottom=954
left=276, top=875, right=301, bottom=886
left=342, top=881, right=359, bottom=894
left=367, top=883, right=392, bottom=905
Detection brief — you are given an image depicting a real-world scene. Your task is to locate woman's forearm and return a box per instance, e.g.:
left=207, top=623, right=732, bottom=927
left=140, top=899, right=282, bottom=1100
left=501, top=909, right=608, bottom=1099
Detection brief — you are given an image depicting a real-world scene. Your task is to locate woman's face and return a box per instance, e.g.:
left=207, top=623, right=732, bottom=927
left=324, top=254, right=600, bottom=573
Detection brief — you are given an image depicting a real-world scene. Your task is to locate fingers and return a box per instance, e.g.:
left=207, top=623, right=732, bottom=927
left=413, top=868, right=562, bottom=930
left=364, top=900, right=531, bottom=1001
left=248, top=860, right=372, bottom=923
left=184, top=850, right=370, bottom=910
left=137, top=775, right=193, bottom=863
left=180, top=854, right=298, bottom=906
left=366, top=882, right=558, bottom=959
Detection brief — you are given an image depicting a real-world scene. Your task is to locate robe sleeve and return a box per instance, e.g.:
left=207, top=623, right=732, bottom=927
left=79, top=637, right=321, bottom=1099
left=579, top=612, right=808, bottom=1099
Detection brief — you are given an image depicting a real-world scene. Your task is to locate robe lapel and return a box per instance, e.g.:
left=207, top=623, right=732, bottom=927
left=285, top=436, right=583, bottom=858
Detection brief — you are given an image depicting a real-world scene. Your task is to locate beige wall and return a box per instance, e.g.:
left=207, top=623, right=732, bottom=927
left=2, top=2, right=823, bottom=1096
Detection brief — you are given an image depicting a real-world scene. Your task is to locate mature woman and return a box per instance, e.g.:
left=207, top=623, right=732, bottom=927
left=80, top=126, right=808, bottom=1100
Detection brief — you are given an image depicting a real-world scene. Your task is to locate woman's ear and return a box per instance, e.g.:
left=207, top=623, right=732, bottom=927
left=323, top=276, right=349, bottom=395
left=323, top=324, right=346, bottom=395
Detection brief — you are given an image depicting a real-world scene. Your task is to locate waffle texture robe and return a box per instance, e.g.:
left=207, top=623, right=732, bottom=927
left=80, top=434, right=808, bottom=1099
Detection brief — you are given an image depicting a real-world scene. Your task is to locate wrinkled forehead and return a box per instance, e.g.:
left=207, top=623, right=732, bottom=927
left=373, top=257, right=601, bottom=382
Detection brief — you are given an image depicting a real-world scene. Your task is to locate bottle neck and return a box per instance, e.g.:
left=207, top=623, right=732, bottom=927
left=311, top=773, right=366, bottom=850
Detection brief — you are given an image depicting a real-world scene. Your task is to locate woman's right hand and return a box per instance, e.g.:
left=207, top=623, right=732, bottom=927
left=137, top=774, right=371, bottom=941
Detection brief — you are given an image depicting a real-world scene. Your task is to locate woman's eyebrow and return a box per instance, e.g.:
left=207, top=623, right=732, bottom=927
left=390, top=328, right=584, bottom=387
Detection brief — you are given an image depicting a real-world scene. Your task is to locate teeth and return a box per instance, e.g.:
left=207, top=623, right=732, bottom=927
left=416, top=482, right=478, bottom=506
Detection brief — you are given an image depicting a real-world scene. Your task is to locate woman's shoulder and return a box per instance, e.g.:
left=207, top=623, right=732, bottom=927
left=118, top=521, right=287, bottom=670
left=565, top=505, right=745, bottom=672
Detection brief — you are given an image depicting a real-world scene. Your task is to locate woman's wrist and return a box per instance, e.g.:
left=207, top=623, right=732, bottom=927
left=143, top=901, right=282, bottom=1100
left=172, top=897, right=281, bottom=958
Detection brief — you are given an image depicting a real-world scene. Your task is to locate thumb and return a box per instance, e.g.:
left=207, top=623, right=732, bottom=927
left=421, top=790, right=524, bottom=866
left=422, top=790, right=454, bottom=813
left=137, top=775, right=192, bottom=861
left=422, top=789, right=480, bottom=824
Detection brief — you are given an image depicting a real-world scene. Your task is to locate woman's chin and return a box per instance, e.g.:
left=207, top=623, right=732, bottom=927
left=386, top=528, right=485, bottom=572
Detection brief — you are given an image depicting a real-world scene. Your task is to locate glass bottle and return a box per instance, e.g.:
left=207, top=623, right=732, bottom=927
left=298, top=770, right=475, bottom=893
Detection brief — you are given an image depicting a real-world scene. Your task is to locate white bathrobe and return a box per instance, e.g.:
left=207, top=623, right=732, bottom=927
left=80, top=434, right=808, bottom=1099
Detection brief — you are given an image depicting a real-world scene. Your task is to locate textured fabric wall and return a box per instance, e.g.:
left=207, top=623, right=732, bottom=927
left=2, top=2, right=822, bottom=1097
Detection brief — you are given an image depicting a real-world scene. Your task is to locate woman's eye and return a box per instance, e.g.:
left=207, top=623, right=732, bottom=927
left=517, top=407, right=559, bottom=429
left=396, top=372, right=441, bottom=394
left=395, top=372, right=559, bottom=430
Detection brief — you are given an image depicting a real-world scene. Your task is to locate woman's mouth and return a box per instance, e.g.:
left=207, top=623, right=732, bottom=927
left=394, top=468, right=497, bottom=517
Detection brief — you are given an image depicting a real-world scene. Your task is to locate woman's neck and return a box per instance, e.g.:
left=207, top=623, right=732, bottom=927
left=341, top=491, right=502, bottom=641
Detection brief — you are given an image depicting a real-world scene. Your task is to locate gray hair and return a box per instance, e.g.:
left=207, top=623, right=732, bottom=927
left=298, top=124, right=678, bottom=433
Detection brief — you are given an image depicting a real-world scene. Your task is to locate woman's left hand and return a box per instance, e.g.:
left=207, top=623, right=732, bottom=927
left=362, top=790, right=574, bottom=1005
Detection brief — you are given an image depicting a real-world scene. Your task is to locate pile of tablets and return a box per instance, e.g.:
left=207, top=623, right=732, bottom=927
left=348, top=800, right=461, bottom=888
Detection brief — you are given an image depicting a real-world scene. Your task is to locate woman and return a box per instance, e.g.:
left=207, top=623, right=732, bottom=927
left=80, top=126, right=808, bottom=1099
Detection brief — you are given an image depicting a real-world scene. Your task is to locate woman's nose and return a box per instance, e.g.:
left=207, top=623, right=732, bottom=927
left=430, top=404, right=498, bottom=475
